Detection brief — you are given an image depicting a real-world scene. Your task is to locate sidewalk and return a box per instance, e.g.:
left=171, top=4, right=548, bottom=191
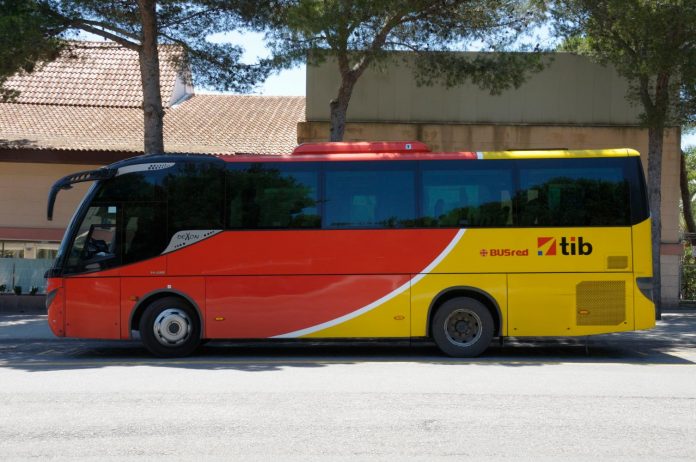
left=1, top=311, right=694, bottom=351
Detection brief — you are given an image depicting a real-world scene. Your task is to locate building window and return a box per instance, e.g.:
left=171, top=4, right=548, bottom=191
left=0, top=242, right=24, bottom=258
left=0, top=241, right=60, bottom=259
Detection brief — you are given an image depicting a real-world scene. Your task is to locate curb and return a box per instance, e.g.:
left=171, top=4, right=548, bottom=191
left=0, top=294, right=47, bottom=315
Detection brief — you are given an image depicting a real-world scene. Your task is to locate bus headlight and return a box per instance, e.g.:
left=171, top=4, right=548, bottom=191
left=45, top=288, right=59, bottom=310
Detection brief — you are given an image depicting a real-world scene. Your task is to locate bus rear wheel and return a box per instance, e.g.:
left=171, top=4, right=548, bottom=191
left=432, top=297, right=494, bottom=357
left=139, top=297, right=201, bottom=357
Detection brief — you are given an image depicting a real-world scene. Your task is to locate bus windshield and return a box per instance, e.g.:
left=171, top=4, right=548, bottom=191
left=64, top=204, right=119, bottom=274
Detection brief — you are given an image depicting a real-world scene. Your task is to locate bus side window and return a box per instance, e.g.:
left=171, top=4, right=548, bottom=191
left=517, top=159, right=629, bottom=227
left=420, top=163, right=513, bottom=228
left=227, top=163, right=320, bottom=230
left=324, top=164, right=415, bottom=229
left=122, top=204, right=167, bottom=264
left=167, top=162, right=225, bottom=235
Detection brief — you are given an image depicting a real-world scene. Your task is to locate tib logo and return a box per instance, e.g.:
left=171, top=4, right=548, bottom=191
left=537, top=236, right=593, bottom=256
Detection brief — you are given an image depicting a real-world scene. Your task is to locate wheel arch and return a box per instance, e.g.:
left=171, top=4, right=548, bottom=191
left=128, top=289, right=204, bottom=339
left=426, top=286, right=502, bottom=337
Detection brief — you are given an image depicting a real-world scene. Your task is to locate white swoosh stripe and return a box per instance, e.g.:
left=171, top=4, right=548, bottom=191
left=272, top=229, right=466, bottom=338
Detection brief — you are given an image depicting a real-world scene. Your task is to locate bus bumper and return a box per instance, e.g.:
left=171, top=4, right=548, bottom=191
left=46, top=278, right=65, bottom=337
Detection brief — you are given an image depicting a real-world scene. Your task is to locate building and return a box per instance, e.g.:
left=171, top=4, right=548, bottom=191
left=0, top=41, right=304, bottom=292
left=299, top=54, right=682, bottom=306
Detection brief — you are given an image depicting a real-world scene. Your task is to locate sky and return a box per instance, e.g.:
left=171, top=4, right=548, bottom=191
left=206, top=31, right=306, bottom=96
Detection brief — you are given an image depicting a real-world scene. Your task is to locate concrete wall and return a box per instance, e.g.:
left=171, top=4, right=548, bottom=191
left=306, top=53, right=643, bottom=125
left=298, top=122, right=682, bottom=306
left=0, top=162, right=99, bottom=233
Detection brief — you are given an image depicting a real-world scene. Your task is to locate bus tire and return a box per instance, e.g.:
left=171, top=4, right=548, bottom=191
left=139, top=296, right=201, bottom=357
left=431, top=297, right=494, bottom=357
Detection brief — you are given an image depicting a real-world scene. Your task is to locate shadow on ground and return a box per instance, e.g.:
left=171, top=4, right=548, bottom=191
left=0, top=313, right=694, bottom=372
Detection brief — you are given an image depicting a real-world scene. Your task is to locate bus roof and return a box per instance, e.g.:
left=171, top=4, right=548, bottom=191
left=219, top=142, right=639, bottom=162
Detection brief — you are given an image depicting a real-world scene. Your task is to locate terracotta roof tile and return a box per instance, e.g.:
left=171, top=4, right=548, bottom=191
left=166, top=95, right=305, bottom=155
left=3, top=41, right=181, bottom=108
left=0, top=95, right=305, bottom=155
left=0, top=39, right=304, bottom=156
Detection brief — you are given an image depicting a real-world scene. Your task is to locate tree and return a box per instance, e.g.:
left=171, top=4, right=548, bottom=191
left=682, top=146, right=696, bottom=235
left=681, top=146, right=696, bottom=299
left=262, top=0, right=544, bottom=141
left=552, top=0, right=696, bottom=315
left=2, top=1, right=271, bottom=154
left=0, top=0, right=65, bottom=101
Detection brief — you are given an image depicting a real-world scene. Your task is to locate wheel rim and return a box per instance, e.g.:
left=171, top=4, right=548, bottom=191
left=153, top=308, right=192, bottom=346
left=443, top=309, right=483, bottom=347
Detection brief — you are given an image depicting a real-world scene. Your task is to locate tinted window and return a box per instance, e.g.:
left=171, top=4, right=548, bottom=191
left=122, top=203, right=167, bottom=265
left=517, top=158, right=629, bottom=226
left=64, top=202, right=169, bottom=274
left=228, top=163, right=320, bottom=229
left=87, top=162, right=221, bottom=269
left=166, top=162, right=225, bottom=237
left=420, top=162, right=514, bottom=227
left=95, top=170, right=166, bottom=202
left=324, top=163, right=416, bottom=228
left=65, top=204, right=120, bottom=274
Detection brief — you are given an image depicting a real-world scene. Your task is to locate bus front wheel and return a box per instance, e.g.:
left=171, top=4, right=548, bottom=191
left=432, top=297, right=494, bottom=357
left=139, top=297, right=201, bottom=357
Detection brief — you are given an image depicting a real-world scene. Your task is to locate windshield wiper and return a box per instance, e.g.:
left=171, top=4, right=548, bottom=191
left=47, top=168, right=116, bottom=221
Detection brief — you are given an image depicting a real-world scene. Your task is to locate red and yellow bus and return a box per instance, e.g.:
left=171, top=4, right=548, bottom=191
left=45, top=141, right=655, bottom=357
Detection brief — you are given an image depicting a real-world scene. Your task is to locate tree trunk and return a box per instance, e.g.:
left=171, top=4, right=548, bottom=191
left=329, top=75, right=358, bottom=142
left=137, top=0, right=164, bottom=155
left=647, top=125, right=664, bottom=318
left=680, top=150, right=696, bottom=236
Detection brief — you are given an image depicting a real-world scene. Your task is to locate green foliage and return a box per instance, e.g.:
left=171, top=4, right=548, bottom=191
left=43, top=0, right=271, bottom=92
left=13, top=286, right=21, bottom=295
left=264, top=0, right=544, bottom=77
left=685, top=146, right=696, bottom=198
left=0, top=0, right=65, bottom=101
left=259, top=0, right=546, bottom=140
left=683, top=146, right=696, bottom=230
left=228, top=166, right=319, bottom=229
left=551, top=0, right=696, bottom=128
left=555, top=35, right=591, bottom=54
left=413, top=52, right=546, bottom=94
left=681, top=244, right=696, bottom=300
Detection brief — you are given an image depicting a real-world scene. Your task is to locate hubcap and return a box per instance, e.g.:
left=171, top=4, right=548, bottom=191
left=444, top=309, right=482, bottom=347
left=153, top=309, right=192, bottom=346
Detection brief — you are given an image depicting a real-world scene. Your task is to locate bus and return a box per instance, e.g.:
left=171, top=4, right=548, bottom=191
left=45, top=141, right=655, bottom=357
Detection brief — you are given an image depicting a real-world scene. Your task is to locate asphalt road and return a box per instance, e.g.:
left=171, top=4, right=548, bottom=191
left=1, top=313, right=695, bottom=460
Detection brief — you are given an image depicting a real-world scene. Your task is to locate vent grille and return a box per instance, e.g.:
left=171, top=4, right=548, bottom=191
left=576, top=281, right=626, bottom=326
left=607, top=256, right=629, bottom=269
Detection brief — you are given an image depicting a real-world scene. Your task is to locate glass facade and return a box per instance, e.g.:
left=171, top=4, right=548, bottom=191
left=0, top=241, right=58, bottom=294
